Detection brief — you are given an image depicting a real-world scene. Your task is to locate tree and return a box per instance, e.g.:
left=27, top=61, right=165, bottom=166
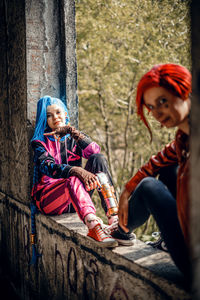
left=75, top=0, right=191, bottom=238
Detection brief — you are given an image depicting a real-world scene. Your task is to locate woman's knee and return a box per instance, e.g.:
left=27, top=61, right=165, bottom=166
left=138, top=177, right=158, bottom=192
left=87, top=153, right=105, bottom=164
left=67, top=176, right=83, bottom=189
left=137, top=176, right=175, bottom=209
left=136, top=177, right=167, bottom=206
left=128, top=177, right=158, bottom=210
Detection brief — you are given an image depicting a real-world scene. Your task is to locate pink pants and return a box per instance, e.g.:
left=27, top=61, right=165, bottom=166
left=36, top=176, right=96, bottom=221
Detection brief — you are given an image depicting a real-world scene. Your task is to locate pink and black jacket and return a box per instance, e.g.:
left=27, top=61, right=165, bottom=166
left=31, top=134, right=100, bottom=201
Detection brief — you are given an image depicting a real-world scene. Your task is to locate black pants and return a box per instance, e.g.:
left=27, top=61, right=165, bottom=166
left=127, top=165, right=191, bottom=280
left=85, top=153, right=115, bottom=214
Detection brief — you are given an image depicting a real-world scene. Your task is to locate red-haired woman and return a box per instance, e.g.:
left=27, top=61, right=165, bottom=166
left=118, top=64, right=191, bottom=280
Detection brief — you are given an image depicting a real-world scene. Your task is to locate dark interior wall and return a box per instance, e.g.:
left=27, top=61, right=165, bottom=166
left=0, top=0, right=29, bottom=202
left=191, top=1, right=200, bottom=298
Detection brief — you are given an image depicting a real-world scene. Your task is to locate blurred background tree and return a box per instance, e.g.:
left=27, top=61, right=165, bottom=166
left=75, top=0, right=191, bottom=240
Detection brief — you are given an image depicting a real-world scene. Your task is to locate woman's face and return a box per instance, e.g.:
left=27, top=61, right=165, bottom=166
left=46, top=104, right=66, bottom=130
left=143, top=86, right=191, bottom=133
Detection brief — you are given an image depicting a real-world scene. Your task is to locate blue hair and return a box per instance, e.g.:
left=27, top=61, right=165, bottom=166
left=31, top=95, right=70, bottom=143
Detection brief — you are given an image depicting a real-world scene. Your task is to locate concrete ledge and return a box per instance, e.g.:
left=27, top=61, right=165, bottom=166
left=0, top=193, right=191, bottom=299
left=51, top=213, right=189, bottom=291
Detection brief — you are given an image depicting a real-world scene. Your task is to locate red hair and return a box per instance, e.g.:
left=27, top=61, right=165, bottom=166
left=136, top=64, right=191, bottom=138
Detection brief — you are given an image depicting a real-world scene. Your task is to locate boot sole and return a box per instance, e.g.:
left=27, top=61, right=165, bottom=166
left=115, top=239, right=134, bottom=246
left=87, top=236, right=118, bottom=248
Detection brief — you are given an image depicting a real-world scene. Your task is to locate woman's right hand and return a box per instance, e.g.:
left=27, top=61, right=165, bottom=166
left=44, top=125, right=72, bottom=141
left=118, top=188, right=131, bottom=233
left=44, top=125, right=84, bottom=142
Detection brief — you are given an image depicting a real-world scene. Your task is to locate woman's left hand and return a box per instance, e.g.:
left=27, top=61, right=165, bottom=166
left=118, top=188, right=131, bottom=233
left=69, top=166, right=98, bottom=191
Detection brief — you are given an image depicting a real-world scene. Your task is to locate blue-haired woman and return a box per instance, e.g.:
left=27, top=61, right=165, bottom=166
left=31, top=96, right=134, bottom=247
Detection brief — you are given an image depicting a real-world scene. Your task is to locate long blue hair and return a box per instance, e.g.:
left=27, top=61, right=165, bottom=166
left=31, top=95, right=70, bottom=143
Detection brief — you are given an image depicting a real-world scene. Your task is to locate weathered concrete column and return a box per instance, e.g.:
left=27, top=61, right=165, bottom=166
left=26, top=0, right=78, bottom=126
left=0, top=0, right=78, bottom=297
left=0, top=0, right=78, bottom=204
left=191, top=1, right=200, bottom=299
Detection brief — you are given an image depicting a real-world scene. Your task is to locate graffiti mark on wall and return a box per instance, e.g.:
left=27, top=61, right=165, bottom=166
left=110, top=282, right=129, bottom=300
left=23, top=226, right=131, bottom=299
left=23, top=224, right=30, bottom=264
left=84, top=259, right=99, bottom=299
left=55, top=243, right=65, bottom=295
left=67, top=247, right=78, bottom=293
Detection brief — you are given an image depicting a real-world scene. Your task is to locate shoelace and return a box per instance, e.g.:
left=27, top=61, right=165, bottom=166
left=95, top=224, right=109, bottom=240
left=95, top=217, right=104, bottom=226
left=103, top=219, right=118, bottom=235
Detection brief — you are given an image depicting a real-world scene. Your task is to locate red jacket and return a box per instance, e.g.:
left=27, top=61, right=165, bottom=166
left=125, top=129, right=190, bottom=244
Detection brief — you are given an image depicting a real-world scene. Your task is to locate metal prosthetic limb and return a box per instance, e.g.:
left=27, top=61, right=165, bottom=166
left=96, top=173, right=135, bottom=246
left=96, top=172, right=118, bottom=224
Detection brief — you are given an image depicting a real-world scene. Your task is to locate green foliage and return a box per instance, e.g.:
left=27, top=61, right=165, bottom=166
left=75, top=0, right=191, bottom=239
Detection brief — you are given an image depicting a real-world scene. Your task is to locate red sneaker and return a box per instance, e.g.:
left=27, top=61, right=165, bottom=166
left=87, top=223, right=118, bottom=248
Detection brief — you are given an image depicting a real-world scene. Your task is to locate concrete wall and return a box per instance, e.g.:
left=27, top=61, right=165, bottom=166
left=0, top=193, right=190, bottom=300
left=26, top=0, right=78, bottom=126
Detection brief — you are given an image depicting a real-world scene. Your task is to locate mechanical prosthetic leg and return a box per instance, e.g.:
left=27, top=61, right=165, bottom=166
left=96, top=172, right=118, bottom=225
left=95, top=172, right=135, bottom=246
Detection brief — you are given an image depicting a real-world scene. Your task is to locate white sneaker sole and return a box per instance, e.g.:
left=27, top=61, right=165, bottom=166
left=87, top=236, right=118, bottom=248
left=115, top=238, right=134, bottom=246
